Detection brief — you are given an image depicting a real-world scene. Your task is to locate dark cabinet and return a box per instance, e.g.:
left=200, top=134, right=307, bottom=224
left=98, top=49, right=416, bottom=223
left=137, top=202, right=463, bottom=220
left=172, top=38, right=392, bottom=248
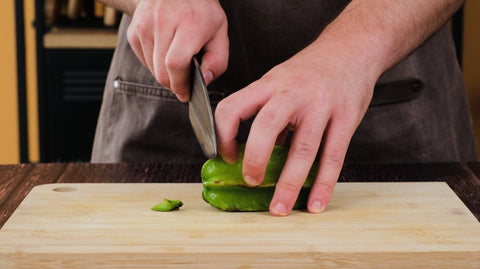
left=35, top=0, right=118, bottom=162
left=40, top=49, right=113, bottom=162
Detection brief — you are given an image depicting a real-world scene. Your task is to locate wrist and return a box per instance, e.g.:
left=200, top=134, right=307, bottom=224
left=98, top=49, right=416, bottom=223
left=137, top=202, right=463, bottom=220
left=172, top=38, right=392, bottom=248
left=306, top=10, right=399, bottom=87
left=306, top=31, right=384, bottom=91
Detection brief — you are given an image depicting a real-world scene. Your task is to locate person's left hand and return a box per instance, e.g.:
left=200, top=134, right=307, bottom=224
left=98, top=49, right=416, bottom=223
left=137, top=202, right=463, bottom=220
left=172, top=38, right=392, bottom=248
left=214, top=42, right=377, bottom=216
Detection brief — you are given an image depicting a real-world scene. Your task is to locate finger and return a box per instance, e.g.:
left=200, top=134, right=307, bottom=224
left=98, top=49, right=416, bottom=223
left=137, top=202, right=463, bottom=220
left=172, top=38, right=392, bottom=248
left=269, top=115, right=326, bottom=216
left=243, top=89, right=301, bottom=187
left=165, top=24, right=207, bottom=102
left=127, top=22, right=148, bottom=69
left=307, top=114, right=356, bottom=214
left=215, top=81, right=272, bottom=164
left=139, top=33, right=155, bottom=77
left=129, top=9, right=157, bottom=76
left=152, top=25, right=175, bottom=89
left=201, top=21, right=229, bottom=85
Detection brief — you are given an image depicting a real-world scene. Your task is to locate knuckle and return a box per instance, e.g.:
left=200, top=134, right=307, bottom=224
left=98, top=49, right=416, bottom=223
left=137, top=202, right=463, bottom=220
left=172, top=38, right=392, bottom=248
left=292, top=140, right=317, bottom=160
left=208, top=54, right=229, bottom=75
left=255, top=109, right=279, bottom=132
left=259, top=72, right=276, bottom=86
left=215, top=98, right=234, bottom=118
left=128, top=17, right=151, bottom=39
left=165, top=53, right=188, bottom=72
left=243, top=154, right=265, bottom=172
left=276, top=180, right=303, bottom=194
left=314, top=180, right=336, bottom=195
left=215, top=14, right=227, bottom=28
left=321, top=126, right=352, bottom=170
left=290, top=124, right=322, bottom=161
left=194, top=2, right=226, bottom=26
left=323, top=149, right=345, bottom=169
left=177, top=6, right=196, bottom=24
left=208, top=4, right=227, bottom=24
left=126, top=27, right=137, bottom=44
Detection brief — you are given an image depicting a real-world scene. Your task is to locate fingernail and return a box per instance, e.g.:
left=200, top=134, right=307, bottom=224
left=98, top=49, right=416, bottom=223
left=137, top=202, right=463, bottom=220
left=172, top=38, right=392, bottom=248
left=243, top=175, right=257, bottom=186
left=175, top=93, right=189, bottom=102
left=272, top=202, right=288, bottom=216
left=310, top=200, right=324, bottom=214
left=223, top=155, right=237, bottom=165
left=203, top=70, right=214, bottom=85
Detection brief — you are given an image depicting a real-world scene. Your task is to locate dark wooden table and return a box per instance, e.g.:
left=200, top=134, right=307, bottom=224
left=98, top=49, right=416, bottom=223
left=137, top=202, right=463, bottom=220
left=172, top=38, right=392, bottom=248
left=1, top=162, right=480, bottom=228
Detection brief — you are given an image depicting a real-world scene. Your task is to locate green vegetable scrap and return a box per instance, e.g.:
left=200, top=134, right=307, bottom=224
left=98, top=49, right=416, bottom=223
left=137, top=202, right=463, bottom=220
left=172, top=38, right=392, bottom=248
left=201, top=144, right=318, bottom=211
left=151, top=199, right=183, bottom=211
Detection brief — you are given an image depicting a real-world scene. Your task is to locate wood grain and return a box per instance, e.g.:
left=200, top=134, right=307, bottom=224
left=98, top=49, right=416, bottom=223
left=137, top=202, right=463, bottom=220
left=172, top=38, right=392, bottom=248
left=1, top=162, right=479, bottom=230
left=1, top=182, right=479, bottom=267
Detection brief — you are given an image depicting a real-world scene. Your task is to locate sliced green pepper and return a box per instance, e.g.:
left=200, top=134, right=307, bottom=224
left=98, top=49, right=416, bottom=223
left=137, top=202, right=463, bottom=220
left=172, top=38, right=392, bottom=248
left=151, top=199, right=183, bottom=211
left=201, top=144, right=318, bottom=211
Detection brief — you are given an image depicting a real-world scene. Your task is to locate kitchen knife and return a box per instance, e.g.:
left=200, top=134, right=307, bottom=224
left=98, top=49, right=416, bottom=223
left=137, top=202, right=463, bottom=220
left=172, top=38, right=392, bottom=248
left=189, top=56, right=217, bottom=159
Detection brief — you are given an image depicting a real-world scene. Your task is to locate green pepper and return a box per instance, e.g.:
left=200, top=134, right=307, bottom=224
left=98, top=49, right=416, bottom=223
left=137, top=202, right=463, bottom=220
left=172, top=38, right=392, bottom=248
left=201, top=144, right=318, bottom=211
left=151, top=199, right=183, bottom=211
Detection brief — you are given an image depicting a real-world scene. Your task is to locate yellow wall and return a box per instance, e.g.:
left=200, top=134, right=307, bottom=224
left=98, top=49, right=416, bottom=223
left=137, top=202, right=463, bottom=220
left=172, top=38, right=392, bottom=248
left=0, top=1, right=19, bottom=164
left=0, top=1, right=39, bottom=164
left=24, top=0, right=40, bottom=163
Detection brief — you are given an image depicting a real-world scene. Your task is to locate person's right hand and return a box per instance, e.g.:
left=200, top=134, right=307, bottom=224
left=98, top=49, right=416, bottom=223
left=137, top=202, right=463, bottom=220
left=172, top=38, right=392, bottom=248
left=127, top=0, right=229, bottom=102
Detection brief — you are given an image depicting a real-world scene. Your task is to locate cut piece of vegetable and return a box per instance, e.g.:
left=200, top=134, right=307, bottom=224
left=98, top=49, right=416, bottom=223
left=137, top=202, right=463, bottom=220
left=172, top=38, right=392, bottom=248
left=151, top=199, right=183, bottom=211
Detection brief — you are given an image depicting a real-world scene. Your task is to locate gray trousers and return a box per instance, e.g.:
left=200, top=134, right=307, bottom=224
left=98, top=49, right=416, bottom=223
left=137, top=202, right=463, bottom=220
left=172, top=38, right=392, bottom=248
left=92, top=1, right=477, bottom=163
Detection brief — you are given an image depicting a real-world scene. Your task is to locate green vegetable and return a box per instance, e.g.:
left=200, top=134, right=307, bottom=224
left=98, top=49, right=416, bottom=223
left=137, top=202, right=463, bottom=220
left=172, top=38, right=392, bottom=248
left=201, top=144, right=318, bottom=211
left=151, top=199, right=183, bottom=211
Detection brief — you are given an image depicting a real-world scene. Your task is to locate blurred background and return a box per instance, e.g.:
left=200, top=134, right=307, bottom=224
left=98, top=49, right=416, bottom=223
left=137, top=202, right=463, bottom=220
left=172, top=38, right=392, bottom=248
left=0, top=1, right=479, bottom=164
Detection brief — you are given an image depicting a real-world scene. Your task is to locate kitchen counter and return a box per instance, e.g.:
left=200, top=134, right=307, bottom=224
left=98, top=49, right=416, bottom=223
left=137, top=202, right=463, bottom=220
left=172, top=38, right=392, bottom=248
left=1, top=162, right=479, bottom=228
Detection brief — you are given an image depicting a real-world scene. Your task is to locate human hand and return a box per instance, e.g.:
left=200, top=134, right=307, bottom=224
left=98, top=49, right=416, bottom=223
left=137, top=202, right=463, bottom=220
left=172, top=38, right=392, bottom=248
left=127, top=0, right=229, bottom=102
left=215, top=44, right=377, bottom=216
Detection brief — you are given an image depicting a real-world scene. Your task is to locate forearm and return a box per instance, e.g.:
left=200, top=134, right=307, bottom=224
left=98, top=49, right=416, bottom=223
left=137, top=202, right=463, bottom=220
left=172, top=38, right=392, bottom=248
left=97, top=0, right=140, bottom=14
left=309, top=0, right=464, bottom=81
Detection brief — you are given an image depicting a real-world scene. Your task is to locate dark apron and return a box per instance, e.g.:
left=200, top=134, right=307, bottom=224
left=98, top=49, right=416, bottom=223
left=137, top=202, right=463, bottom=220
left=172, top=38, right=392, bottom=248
left=91, top=1, right=477, bottom=163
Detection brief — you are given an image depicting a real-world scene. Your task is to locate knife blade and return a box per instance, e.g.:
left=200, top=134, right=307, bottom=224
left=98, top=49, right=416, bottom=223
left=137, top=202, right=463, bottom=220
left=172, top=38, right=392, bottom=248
left=189, top=56, right=217, bottom=159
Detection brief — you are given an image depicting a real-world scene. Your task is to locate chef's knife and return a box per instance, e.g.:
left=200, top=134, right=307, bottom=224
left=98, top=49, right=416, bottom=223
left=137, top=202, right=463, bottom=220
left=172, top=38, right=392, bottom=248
left=189, top=56, right=217, bottom=159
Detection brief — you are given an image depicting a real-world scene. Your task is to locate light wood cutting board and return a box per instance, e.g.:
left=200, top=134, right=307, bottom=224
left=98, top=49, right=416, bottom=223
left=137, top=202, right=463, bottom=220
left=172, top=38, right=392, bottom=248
left=0, top=182, right=479, bottom=268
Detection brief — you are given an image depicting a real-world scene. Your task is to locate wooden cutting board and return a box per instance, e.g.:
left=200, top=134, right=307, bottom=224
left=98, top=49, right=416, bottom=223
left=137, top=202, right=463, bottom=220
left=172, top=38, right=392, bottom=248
left=0, top=182, right=479, bottom=268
